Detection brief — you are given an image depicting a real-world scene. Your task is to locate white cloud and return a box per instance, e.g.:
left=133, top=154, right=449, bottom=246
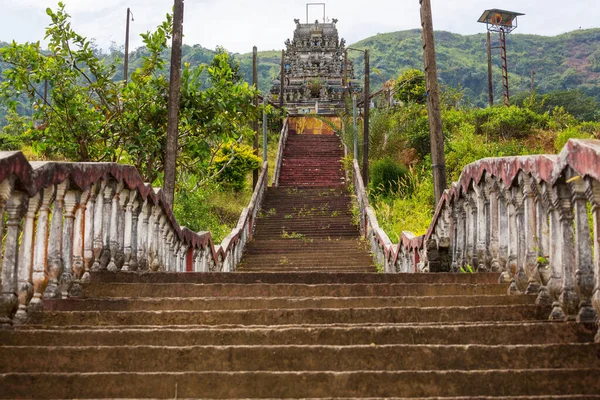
left=1, top=0, right=599, bottom=53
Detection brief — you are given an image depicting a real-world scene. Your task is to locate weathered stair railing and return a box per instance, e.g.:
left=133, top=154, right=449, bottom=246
left=0, top=152, right=268, bottom=325
left=272, top=117, right=289, bottom=186
left=352, top=138, right=600, bottom=338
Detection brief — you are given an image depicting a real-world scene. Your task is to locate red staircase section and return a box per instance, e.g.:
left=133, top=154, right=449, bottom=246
left=278, top=133, right=346, bottom=188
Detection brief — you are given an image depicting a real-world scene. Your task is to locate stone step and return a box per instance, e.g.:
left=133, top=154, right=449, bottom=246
left=29, top=304, right=549, bottom=326
left=3, top=343, right=600, bottom=373
left=2, top=322, right=594, bottom=347
left=1, top=369, right=599, bottom=398
left=90, top=271, right=502, bottom=284
left=43, top=295, right=535, bottom=312
left=236, top=267, right=376, bottom=273
left=83, top=283, right=511, bottom=298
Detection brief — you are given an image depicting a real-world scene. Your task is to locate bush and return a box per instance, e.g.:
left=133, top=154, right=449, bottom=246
left=210, top=143, right=261, bottom=191
left=370, top=158, right=413, bottom=197
left=554, top=125, right=597, bottom=152
left=473, top=106, right=549, bottom=139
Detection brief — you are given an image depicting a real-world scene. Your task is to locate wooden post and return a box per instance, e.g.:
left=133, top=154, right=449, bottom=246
left=263, top=99, right=268, bottom=163
left=362, top=50, right=370, bottom=186
left=343, top=50, right=348, bottom=112
left=353, top=94, right=358, bottom=161
left=420, top=0, right=447, bottom=206
left=487, top=31, right=494, bottom=107
left=124, top=8, right=132, bottom=83
left=163, top=0, right=184, bottom=208
left=252, top=46, right=259, bottom=190
left=279, top=50, right=285, bottom=109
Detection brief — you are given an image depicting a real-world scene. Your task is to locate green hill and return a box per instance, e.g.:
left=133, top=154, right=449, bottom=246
left=2, top=27, right=600, bottom=125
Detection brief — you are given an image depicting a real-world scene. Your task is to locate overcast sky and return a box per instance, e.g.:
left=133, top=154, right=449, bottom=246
left=1, top=0, right=599, bottom=54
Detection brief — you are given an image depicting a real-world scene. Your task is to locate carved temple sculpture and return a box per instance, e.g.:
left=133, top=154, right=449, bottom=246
left=271, top=18, right=361, bottom=115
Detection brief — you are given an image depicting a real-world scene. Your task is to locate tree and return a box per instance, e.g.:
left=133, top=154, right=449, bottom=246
left=394, top=69, right=426, bottom=105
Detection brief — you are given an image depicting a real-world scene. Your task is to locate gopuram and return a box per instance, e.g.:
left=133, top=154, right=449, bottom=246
left=271, top=16, right=361, bottom=115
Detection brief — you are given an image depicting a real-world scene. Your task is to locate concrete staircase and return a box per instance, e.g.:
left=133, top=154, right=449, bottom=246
left=1, top=130, right=599, bottom=398
left=1, top=271, right=599, bottom=398
left=239, top=132, right=375, bottom=273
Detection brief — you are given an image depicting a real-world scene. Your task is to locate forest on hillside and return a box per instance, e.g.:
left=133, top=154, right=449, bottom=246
left=3, top=27, right=600, bottom=126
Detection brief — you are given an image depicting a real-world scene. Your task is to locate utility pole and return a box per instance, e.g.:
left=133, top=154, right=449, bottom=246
left=263, top=99, right=268, bottom=163
left=124, top=8, right=133, bottom=83
left=420, top=0, right=447, bottom=206
left=252, top=46, right=259, bottom=190
left=163, top=0, right=184, bottom=208
left=279, top=50, right=285, bottom=109
left=362, top=49, right=370, bottom=186
left=487, top=31, right=494, bottom=107
left=343, top=50, right=348, bottom=111
left=499, top=28, right=510, bottom=106
left=353, top=93, right=358, bottom=161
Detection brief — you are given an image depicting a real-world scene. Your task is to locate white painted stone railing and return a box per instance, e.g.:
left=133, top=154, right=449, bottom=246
left=352, top=138, right=600, bottom=338
left=272, top=118, right=289, bottom=186
left=0, top=152, right=268, bottom=325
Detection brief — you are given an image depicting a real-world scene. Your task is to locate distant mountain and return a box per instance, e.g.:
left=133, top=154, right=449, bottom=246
left=2, top=27, right=600, bottom=124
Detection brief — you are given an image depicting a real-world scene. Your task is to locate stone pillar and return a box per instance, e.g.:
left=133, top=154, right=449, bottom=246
left=553, top=180, right=579, bottom=320
left=534, top=181, right=551, bottom=306
left=107, top=183, right=124, bottom=272
left=92, top=180, right=107, bottom=271
left=508, top=186, right=528, bottom=294
left=115, top=188, right=128, bottom=270
left=520, top=174, right=542, bottom=294
left=488, top=180, right=501, bottom=272
left=82, top=183, right=98, bottom=282
left=44, top=181, right=68, bottom=299
left=15, top=194, right=41, bottom=323
left=475, top=180, right=490, bottom=271
left=570, top=177, right=596, bottom=324
left=465, top=195, right=477, bottom=269
left=179, top=244, right=188, bottom=272
left=123, top=191, right=137, bottom=271
left=497, top=188, right=510, bottom=282
left=129, top=196, right=141, bottom=271
left=137, top=200, right=151, bottom=271
left=454, top=198, right=466, bottom=271
left=585, top=179, right=600, bottom=341
left=60, top=190, right=80, bottom=297
left=0, top=179, right=13, bottom=269
left=70, top=188, right=92, bottom=297
left=543, top=183, right=565, bottom=320
left=149, top=206, right=161, bottom=271
left=30, top=187, right=55, bottom=311
left=0, top=191, right=27, bottom=325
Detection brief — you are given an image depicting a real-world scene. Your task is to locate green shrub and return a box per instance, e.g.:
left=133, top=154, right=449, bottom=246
left=210, top=143, right=261, bottom=191
left=554, top=126, right=596, bottom=152
left=473, top=106, right=548, bottom=139
left=370, top=158, right=413, bottom=197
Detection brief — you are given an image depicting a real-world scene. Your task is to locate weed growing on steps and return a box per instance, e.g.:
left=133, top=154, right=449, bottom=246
left=460, top=264, right=475, bottom=274
left=285, top=214, right=293, bottom=219
left=331, top=210, right=341, bottom=217
left=281, top=229, right=313, bottom=243
left=279, top=257, right=290, bottom=265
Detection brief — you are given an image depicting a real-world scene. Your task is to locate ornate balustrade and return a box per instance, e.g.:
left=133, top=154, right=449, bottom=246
left=0, top=152, right=268, bottom=325
left=352, top=139, right=600, bottom=337
left=272, top=118, right=289, bottom=186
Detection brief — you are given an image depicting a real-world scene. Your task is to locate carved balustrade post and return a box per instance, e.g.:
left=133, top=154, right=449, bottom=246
left=129, top=195, right=141, bottom=271
left=497, top=187, right=510, bottom=282
left=585, top=178, right=600, bottom=341
left=193, top=248, right=202, bottom=272
left=464, top=194, right=477, bottom=269
left=83, top=183, right=98, bottom=282
left=179, top=244, right=188, bottom=272
left=137, top=200, right=151, bottom=271
left=92, top=180, right=108, bottom=271
left=149, top=207, right=161, bottom=271
left=115, top=188, right=129, bottom=270
left=533, top=181, right=551, bottom=306
left=520, top=174, right=542, bottom=294
left=60, top=190, right=80, bottom=297
left=71, top=188, right=92, bottom=297
left=0, top=191, right=27, bottom=324
left=542, top=183, right=565, bottom=319
left=454, top=198, right=466, bottom=271
left=15, top=194, right=41, bottom=323
left=107, top=183, right=124, bottom=272
left=569, top=176, right=596, bottom=323
left=508, top=186, right=528, bottom=294
left=0, top=179, right=14, bottom=269
left=31, top=187, right=55, bottom=310
left=488, top=179, right=500, bottom=272
left=552, top=179, right=579, bottom=320
left=45, top=181, right=68, bottom=299
left=158, top=216, right=168, bottom=271
left=475, top=180, right=491, bottom=271
left=123, top=191, right=138, bottom=271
